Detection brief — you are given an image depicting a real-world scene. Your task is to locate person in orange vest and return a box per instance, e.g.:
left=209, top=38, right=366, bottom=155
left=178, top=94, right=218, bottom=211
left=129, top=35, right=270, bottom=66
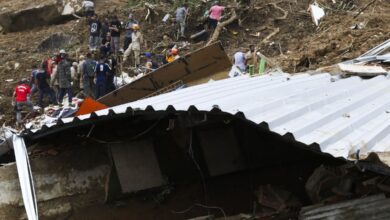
left=13, top=79, right=33, bottom=124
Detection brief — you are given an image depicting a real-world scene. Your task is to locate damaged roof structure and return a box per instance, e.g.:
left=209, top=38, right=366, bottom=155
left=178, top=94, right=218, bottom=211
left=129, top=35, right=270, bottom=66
left=3, top=40, right=390, bottom=219
left=27, top=72, right=390, bottom=166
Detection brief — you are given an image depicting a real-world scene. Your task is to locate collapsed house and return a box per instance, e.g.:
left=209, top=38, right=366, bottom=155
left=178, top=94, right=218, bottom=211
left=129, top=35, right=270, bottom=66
left=1, top=41, right=390, bottom=219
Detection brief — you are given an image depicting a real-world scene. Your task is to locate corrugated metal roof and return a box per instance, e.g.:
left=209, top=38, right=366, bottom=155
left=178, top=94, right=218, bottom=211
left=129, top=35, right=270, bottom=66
left=29, top=73, right=390, bottom=162
left=299, top=194, right=390, bottom=220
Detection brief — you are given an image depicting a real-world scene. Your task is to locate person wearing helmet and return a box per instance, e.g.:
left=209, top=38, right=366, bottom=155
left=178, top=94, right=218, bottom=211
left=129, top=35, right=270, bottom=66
left=13, top=79, right=33, bottom=124
left=166, top=48, right=180, bottom=63
left=124, top=13, right=139, bottom=51
left=123, top=23, right=144, bottom=67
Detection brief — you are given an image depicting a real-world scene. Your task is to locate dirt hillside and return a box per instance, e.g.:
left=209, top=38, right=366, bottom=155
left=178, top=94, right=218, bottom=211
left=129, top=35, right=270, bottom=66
left=0, top=0, right=389, bottom=124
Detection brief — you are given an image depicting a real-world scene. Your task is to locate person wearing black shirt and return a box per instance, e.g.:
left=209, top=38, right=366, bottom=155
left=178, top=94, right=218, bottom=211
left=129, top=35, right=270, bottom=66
left=36, top=65, right=57, bottom=106
left=109, top=16, right=121, bottom=54
left=89, top=14, right=102, bottom=51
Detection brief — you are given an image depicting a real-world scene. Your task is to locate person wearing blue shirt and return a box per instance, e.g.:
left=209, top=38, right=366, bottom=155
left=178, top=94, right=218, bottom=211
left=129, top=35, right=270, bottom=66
left=94, top=57, right=111, bottom=99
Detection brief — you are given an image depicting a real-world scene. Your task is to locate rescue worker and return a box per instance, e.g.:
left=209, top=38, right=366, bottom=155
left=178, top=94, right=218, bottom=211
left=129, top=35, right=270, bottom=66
left=124, top=13, right=138, bottom=50
left=175, top=4, right=189, bottom=39
left=166, top=48, right=180, bottom=63
left=232, top=49, right=247, bottom=72
left=13, top=79, right=33, bottom=124
left=36, top=64, right=57, bottom=107
left=145, top=52, right=158, bottom=73
left=109, top=15, right=121, bottom=54
left=123, top=24, right=143, bottom=67
left=77, top=55, right=86, bottom=93
left=54, top=51, right=73, bottom=105
left=88, top=14, right=102, bottom=51
left=82, top=53, right=97, bottom=98
left=208, top=1, right=225, bottom=29
left=94, top=57, right=111, bottom=99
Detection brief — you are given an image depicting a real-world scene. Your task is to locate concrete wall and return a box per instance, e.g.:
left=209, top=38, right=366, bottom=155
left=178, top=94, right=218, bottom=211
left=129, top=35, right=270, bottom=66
left=0, top=145, right=110, bottom=219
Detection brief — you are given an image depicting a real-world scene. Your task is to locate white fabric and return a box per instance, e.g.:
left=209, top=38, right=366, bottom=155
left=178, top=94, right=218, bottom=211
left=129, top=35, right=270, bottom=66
left=13, top=135, right=38, bottom=220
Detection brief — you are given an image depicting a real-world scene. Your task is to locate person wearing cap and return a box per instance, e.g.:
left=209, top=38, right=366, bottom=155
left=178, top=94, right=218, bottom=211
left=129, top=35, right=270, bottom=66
left=145, top=52, right=158, bottom=73
left=123, top=23, right=144, bottom=66
left=13, top=79, right=33, bottom=124
left=124, top=13, right=139, bottom=51
left=175, top=3, right=189, bottom=39
left=88, top=14, right=102, bottom=51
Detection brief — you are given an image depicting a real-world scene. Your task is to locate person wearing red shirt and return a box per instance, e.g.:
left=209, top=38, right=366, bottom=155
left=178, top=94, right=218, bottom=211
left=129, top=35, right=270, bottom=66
left=13, top=79, right=33, bottom=124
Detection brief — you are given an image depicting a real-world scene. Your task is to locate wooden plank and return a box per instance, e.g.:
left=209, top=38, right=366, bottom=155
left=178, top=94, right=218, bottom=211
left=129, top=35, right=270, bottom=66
left=98, top=42, right=231, bottom=106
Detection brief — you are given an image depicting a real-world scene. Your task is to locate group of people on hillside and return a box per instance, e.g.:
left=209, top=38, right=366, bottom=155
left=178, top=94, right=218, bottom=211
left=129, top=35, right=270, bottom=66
left=13, top=0, right=231, bottom=124
left=13, top=50, right=117, bottom=124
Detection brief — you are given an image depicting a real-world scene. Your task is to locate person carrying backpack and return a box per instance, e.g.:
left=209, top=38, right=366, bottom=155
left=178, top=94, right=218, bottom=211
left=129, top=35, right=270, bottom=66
left=82, top=53, right=97, bottom=98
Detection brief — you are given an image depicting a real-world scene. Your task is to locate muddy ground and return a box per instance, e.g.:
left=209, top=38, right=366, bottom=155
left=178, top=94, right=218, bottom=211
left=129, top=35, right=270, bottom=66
left=0, top=0, right=389, bottom=124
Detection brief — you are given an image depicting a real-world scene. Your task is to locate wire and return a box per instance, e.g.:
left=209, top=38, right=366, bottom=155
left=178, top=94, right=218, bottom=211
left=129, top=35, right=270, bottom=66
left=171, top=203, right=227, bottom=220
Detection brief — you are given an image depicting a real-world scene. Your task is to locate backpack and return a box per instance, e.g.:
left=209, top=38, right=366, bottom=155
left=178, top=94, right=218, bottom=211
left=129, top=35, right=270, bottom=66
left=84, top=60, right=96, bottom=77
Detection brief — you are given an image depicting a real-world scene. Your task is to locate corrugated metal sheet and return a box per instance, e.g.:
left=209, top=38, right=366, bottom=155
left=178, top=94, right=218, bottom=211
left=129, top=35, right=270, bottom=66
left=29, top=73, right=390, bottom=163
left=299, top=194, right=390, bottom=220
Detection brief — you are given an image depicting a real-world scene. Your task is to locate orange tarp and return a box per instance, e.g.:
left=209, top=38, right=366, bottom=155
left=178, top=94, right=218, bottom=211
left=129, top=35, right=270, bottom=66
left=76, top=97, right=108, bottom=116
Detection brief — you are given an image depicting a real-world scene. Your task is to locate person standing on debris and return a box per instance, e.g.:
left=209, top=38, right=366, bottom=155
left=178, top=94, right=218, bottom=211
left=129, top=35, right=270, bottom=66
left=101, top=32, right=112, bottom=57
left=123, top=24, right=143, bottom=66
left=88, top=14, right=102, bottom=51
left=124, top=13, right=138, bottom=51
left=105, top=54, right=117, bottom=93
left=100, top=17, right=110, bottom=42
left=175, top=3, right=189, bottom=39
left=54, top=51, right=74, bottom=106
left=50, top=61, right=59, bottom=101
left=13, top=79, right=33, bottom=124
left=36, top=64, right=57, bottom=107
left=94, top=57, right=111, bottom=99
left=109, top=16, right=121, bottom=54
left=82, top=0, right=95, bottom=17
left=77, top=55, right=85, bottom=93
left=208, top=1, right=225, bottom=29
left=82, top=53, right=97, bottom=98
left=232, top=49, right=246, bottom=72
left=30, top=64, right=39, bottom=96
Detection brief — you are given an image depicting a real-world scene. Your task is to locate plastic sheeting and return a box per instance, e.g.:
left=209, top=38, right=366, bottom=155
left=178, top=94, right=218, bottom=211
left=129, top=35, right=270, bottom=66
left=13, top=135, right=38, bottom=220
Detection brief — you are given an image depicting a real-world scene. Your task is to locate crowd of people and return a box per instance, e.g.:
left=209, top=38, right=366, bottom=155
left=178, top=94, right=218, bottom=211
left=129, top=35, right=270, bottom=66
left=12, top=0, right=232, bottom=124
